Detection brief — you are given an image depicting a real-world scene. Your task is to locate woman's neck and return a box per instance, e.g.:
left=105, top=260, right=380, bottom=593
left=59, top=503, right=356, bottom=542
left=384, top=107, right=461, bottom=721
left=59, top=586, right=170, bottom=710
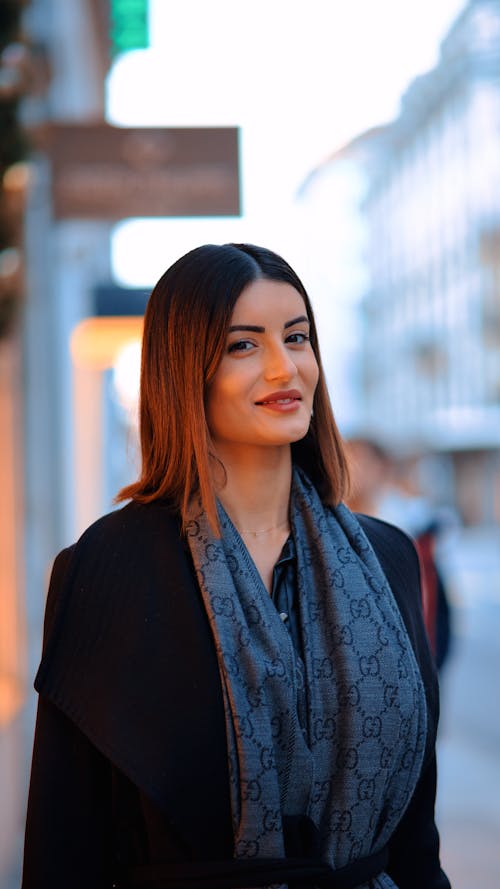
left=213, top=445, right=292, bottom=537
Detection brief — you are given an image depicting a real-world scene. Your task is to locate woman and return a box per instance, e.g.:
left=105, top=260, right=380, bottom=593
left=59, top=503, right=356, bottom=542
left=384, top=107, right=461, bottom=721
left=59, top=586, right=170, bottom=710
left=22, top=243, right=450, bottom=889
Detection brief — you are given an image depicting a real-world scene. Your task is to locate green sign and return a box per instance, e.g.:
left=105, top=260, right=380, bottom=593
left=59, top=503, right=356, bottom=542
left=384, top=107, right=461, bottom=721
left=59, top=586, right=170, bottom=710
left=110, top=0, right=149, bottom=56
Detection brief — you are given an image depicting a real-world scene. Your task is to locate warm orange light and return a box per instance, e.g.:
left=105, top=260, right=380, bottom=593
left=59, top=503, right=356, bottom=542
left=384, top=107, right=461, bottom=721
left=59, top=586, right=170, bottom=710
left=70, top=316, right=143, bottom=370
left=3, top=161, right=32, bottom=193
left=0, top=339, right=26, bottom=727
left=0, top=677, right=24, bottom=728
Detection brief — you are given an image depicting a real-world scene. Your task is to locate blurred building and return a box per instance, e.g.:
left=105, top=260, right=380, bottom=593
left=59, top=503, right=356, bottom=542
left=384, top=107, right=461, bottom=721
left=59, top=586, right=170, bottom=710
left=306, top=0, right=500, bottom=526
left=1, top=1, right=113, bottom=886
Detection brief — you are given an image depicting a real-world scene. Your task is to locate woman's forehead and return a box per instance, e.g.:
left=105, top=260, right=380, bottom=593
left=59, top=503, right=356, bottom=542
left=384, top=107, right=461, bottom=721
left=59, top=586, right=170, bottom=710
left=231, top=279, right=307, bottom=324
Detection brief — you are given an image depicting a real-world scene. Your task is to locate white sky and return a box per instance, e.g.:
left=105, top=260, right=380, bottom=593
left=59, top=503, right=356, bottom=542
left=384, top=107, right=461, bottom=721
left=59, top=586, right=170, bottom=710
left=107, top=0, right=466, bottom=287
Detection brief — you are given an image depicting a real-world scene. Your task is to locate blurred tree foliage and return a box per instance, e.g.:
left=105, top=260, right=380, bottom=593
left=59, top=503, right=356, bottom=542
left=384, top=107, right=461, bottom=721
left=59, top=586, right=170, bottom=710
left=0, top=0, right=30, bottom=338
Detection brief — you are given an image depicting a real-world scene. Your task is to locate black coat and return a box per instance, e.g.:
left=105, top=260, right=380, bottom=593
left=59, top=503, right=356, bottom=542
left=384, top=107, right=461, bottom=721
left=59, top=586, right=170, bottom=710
left=22, top=499, right=451, bottom=889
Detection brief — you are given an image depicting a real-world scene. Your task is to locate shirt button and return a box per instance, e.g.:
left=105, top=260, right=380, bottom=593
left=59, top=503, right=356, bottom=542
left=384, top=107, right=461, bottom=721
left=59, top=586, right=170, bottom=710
left=279, top=612, right=288, bottom=622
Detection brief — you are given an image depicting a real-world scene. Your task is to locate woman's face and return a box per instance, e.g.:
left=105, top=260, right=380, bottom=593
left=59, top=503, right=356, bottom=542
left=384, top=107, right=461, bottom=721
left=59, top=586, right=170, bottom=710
left=205, top=279, right=319, bottom=457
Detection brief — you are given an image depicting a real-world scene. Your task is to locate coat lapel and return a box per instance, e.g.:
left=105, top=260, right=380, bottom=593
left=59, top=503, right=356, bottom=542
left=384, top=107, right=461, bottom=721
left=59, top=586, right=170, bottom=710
left=35, top=500, right=233, bottom=857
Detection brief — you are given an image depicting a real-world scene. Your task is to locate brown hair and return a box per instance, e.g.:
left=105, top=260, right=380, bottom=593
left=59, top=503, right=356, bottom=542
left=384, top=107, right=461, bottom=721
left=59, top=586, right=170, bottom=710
left=117, top=243, right=349, bottom=530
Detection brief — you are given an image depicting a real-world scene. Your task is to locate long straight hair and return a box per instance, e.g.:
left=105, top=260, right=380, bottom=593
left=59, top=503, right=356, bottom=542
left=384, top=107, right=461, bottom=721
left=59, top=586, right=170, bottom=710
left=117, top=243, right=349, bottom=531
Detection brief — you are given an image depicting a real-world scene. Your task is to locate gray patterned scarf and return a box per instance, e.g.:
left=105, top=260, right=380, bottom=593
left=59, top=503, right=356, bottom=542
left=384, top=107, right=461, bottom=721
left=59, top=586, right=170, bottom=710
left=186, top=468, right=427, bottom=888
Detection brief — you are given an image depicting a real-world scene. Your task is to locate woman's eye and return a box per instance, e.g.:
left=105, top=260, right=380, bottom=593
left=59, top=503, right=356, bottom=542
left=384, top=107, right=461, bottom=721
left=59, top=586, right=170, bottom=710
left=286, top=332, right=310, bottom=344
left=228, top=339, right=254, bottom=353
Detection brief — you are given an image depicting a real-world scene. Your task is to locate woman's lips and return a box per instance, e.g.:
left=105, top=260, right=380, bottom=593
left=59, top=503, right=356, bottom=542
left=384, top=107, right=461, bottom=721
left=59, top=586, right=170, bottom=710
left=255, top=390, right=302, bottom=411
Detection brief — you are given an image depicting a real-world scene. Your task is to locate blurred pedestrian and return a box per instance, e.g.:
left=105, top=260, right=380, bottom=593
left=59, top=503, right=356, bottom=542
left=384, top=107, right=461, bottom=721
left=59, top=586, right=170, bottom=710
left=22, top=245, right=450, bottom=888
left=346, top=437, right=453, bottom=671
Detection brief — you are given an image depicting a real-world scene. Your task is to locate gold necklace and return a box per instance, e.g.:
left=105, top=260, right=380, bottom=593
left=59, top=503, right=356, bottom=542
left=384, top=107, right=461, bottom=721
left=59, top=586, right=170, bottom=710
left=238, top=517, right=290, bottom=538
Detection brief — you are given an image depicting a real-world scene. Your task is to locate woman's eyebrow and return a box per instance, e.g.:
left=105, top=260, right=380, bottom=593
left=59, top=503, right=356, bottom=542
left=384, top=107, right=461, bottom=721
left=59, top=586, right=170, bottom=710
left=284, top=315, right=309, bottom=329
left=228, top=324, right=265, bottom=333
left=228, top=315, right=309, bottom=334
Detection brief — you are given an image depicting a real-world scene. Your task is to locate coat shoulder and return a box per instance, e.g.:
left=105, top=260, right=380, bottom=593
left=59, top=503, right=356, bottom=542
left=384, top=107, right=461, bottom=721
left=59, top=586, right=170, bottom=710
left=357, top=512, right=421, bottom=595
left=356, top=510, right=423, bottom=626
left=37, top=499, right=187, bottom=677
left=357, top=511, right=419, bottom=560
left=76, top=498, right=179, bottom=551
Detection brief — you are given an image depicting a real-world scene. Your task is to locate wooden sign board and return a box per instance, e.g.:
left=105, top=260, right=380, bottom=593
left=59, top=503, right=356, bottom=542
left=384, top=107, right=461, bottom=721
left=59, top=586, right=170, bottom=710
left=47, top=124, right=240, bottom=219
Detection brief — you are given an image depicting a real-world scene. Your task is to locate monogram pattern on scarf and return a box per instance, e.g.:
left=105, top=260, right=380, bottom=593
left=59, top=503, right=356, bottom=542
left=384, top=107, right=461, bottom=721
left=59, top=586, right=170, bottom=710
left=186, top=468, right=427, bottom=888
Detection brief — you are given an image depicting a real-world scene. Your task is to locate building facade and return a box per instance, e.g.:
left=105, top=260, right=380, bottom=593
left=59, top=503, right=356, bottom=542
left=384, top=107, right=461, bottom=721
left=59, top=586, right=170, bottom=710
left=0, top=2, right=112, bottom=886
left=355, top=0, right=500, bottom=524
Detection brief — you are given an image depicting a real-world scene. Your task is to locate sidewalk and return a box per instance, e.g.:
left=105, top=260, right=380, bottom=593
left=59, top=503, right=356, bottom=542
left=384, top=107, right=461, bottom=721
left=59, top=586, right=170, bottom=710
left=436, top=526, right=500, bottom=888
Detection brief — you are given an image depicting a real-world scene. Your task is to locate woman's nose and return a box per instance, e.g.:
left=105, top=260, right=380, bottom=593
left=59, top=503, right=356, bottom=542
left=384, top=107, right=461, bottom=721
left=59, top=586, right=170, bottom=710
left=263, top=342, right=297, bottom=381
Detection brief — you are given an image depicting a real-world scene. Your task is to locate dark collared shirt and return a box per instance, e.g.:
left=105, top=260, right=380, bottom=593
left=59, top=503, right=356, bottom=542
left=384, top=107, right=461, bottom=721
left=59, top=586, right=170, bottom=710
left=270, top=535, right=303, bottom=658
